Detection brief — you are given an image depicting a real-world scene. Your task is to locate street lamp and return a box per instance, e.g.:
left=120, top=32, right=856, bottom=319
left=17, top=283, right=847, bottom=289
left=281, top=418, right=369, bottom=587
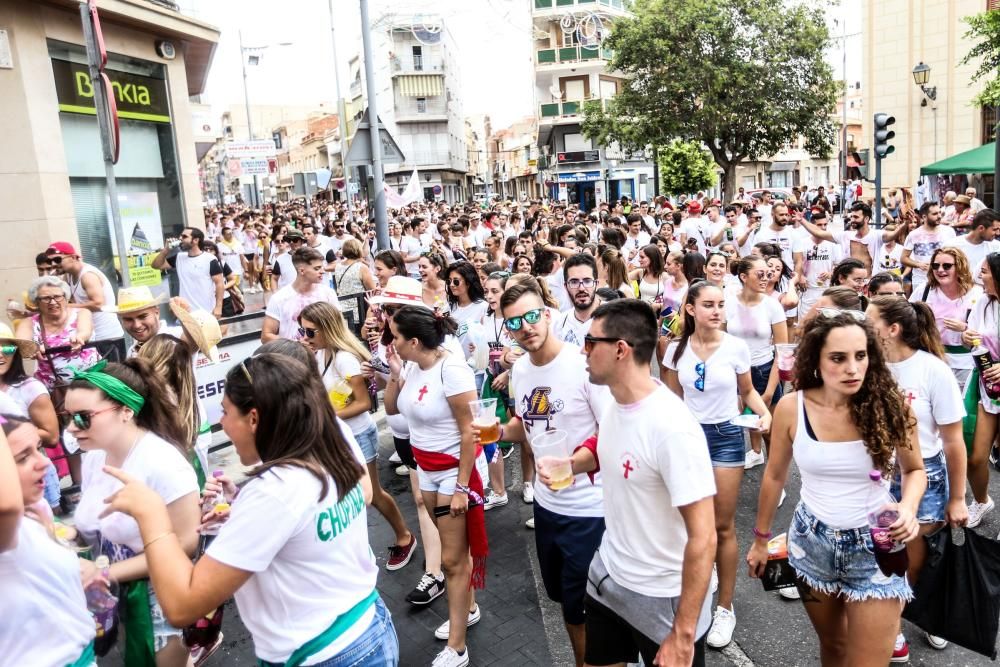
left=912, top=61, right=938, bottom=161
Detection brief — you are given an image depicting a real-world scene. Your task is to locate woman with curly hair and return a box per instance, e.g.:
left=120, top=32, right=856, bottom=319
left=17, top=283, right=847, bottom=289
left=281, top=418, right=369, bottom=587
left=747, top=310, right=926, bottom=667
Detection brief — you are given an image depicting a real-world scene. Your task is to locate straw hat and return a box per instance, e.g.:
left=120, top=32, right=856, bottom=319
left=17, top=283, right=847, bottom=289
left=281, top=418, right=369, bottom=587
left=169, top=302, right=222, bottom=362
left=105, top=285, right=167, bottom=314
left=368, top=276, right=431, bottom=310
left=0, top=322, right=39, bottom=358
left=954, top=195, right=972, bottom=206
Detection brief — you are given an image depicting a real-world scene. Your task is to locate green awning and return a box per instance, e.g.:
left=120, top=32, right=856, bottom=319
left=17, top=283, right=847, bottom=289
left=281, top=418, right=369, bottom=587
left=921, top=142, right=996, bottom=176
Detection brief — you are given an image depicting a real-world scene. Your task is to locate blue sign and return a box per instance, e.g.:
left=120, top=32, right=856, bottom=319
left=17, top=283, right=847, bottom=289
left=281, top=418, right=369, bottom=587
left=557, top=170, right=602, bottom=183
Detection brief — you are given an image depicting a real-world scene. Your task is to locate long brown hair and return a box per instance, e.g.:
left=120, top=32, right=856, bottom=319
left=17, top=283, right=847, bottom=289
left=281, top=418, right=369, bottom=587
left=138, top=334, right=199, bottom=449
left=869, top=296, right=945, bottom=360
left=671, top=281, right=722, bottom=366
left=925, top=247, right=973, bottom=294
left=794, top=312, right=914, bottom=476
left=225, top=354, right=363, bottom=502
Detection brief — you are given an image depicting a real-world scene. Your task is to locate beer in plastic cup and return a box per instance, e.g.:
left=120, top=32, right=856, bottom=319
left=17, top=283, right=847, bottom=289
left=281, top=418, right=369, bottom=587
left=533, top=430, right=573, bottom=491
left=775, top=343, right=797, bottom=383
left=328, top=378, right=353, bottom=410
left=470, top=398, right=500, bottom=444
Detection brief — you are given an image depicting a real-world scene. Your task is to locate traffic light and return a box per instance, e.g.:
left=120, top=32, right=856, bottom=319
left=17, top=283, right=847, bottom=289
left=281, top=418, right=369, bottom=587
left=874, top=113, right=896, bottom=159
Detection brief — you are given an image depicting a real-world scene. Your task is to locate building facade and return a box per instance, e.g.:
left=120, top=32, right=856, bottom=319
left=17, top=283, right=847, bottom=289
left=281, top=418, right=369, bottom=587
left=532, top=0, right=655, bottom=209
left=0, top=0, right=218, bottom=300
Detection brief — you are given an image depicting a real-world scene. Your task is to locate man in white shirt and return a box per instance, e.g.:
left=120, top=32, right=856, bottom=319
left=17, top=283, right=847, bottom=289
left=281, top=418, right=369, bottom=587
left=945, top=208, right=1000, bottom=285
left=902, top=202, right=956, bottom=296
left=557, top=299, right=716, bottom=667
left=152, top=228, right=224, bottom=319
left=756, top=191, right=774, bottom=226
left=467, top=212, right=491, bottom=247
left=624, top=214, right=651, bottom=266
left=793, top=208, right=842, bottom=314
left=753, top=202, right=796, bottom=271
left=499, top=281, right=611, bottom=667
left=261, top=247, right=341, bottom=342
left=800, top=202, right=901, bottom=274
left=967, top=187, right=988, bottom=213
left=400, top=220, right=423, bottom=278
left=679, top=201, right=709, bottom=256
left=553, top=254, right=600, bottom=347
left=271, top=230, right=302, bottom=290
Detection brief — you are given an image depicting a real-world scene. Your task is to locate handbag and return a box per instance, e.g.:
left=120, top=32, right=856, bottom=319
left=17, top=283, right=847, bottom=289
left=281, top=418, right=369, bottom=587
left=903, top=527, right=1000, bottom=658
left=227, top=284, right=246, bottom=315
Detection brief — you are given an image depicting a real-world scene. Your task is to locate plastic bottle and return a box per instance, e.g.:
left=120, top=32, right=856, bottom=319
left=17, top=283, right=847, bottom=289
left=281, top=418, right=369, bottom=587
left=865, top=470, right=908, bottom=577
left=971, top=338, right=1000, bottom=399
left=201, top=469, right=226, bottom=514
left=201, top=503, right=230, bottom=538
left=86, top=555, right=119, bottom=654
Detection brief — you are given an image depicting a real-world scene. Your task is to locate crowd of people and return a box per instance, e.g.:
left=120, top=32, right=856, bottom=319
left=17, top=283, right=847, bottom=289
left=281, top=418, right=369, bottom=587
left=3, top=186, right=1000, bottom=666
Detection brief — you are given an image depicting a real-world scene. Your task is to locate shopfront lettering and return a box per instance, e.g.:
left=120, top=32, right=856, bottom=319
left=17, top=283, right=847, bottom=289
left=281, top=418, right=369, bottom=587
left=52, top=58, right=171, bottom=123
left=73, top=70, right=153, bottom=106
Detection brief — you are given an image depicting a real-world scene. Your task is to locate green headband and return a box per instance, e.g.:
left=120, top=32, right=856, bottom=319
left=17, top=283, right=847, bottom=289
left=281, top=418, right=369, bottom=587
left=72, top=360, right=145, bottom=414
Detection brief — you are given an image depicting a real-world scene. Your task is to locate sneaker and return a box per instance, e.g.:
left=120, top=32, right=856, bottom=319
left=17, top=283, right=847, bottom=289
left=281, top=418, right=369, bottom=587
left=779, top=489, right=787, bottom=507
left=778, top=586, right=800, bottom=600
left=389, top=451, right=402, bottom=464
left=744, top=449, right=766, bottom=469
left=190, top=632, right=224, bottom=667
left=395, top=464, right=410, bottom=477
left=386, top=534, right=416, bottom=571
left=706, top=606, right=736, bottom=648
left=891, top=633, right=910, bottom=663
left=483, top=490, right=508, bottom=510
left=968, top=496, right=995, bottom=528
left=710, top=565, right=718, bottom=593
left=525, top=517, right=535, bottom=529
left=406, top=572, right=445, bottom=606
left=431, top=646, right=470, bottom=667
left=434, top=605, right=481, bottom=640
left=522, top=481, right=534, bottom=504
left=925, top=633, right=948, bottom=650
left=502, top=446, right=513, bottom=459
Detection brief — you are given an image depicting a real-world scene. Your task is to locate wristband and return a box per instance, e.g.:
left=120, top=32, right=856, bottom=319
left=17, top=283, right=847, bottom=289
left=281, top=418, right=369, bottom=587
left=455, top=483, right=471, bottom=495
left=751, top=526, right=772, bottom=540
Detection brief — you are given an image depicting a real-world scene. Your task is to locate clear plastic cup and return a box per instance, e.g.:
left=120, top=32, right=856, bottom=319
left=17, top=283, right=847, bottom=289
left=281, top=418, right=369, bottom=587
left=328, top=378, right=353, bottom=410
left=469, top=398, right=500, bottom=444
left=775, top=343, right=797, bottom=383
left=532, top=430, right=573, bottom=491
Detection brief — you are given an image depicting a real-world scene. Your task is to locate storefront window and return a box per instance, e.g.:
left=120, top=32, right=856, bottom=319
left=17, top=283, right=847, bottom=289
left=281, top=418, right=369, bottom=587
left=48, top=41, right=186, bottom=298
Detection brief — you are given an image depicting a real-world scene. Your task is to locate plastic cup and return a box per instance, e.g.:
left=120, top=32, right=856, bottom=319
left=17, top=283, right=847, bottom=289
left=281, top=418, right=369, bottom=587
left=775, top=343, right=797, bottom=383
left=328, top=378, right=353, bottom=410
left=469, top=398, right=500, bottom=444
left=532, top=429, right=573, bottom=491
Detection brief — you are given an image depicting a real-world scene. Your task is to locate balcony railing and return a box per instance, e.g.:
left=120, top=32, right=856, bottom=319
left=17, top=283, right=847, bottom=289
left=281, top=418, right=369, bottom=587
left=534, top=0, right=627, bottom=9
left=539, top=97, right=613, bottom=120
left=536, top=45, right=613, bottom=65
left=390, top=56, right=444, bottom=74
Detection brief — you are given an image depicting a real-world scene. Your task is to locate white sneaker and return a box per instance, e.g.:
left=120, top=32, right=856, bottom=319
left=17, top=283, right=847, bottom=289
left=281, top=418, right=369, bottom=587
left=710, top=565, right=718, bottom=593
left=925, top=633, right=948, bottom=650
left=744, top=449, right=765, bottom=469
left=389, top=451, right=402, bottom=464
left=395, top=464, right=410, bottom=477
left=968, top=496, right=995, bottom=528
left=484, top=490, right=508, bottom=510
left=522, top=481, right=534, bottom=504
left=431, top=646, right=470, bottom=667
left=706, top=606, right=736, bottom=648
left=434, top=605, right=481, bottom=640
left=778, top=586, right=801, bottom=600
left=525, top=517, right=535, bottom=529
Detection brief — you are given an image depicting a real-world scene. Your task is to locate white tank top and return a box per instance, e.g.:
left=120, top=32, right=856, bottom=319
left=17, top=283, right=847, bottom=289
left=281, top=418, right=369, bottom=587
left=69, top=264, right=124, bottom=341
left=792, top=391, right=875, bottom=529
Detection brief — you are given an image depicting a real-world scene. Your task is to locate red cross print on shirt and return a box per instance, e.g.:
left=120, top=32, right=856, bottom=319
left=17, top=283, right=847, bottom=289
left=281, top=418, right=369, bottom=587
left=417, top=385, right=429, bottom=402
left=622, top=459, right=634, bottom=479
left=902, top=389, right=917, bottom=405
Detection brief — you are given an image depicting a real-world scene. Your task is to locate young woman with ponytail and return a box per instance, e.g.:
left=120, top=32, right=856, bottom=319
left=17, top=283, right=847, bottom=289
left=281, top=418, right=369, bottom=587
left=67, top=358, right=200, bottom=666
left=866, top=296, right=968, bottom=656
left=661, top=281, right=771, bottom=649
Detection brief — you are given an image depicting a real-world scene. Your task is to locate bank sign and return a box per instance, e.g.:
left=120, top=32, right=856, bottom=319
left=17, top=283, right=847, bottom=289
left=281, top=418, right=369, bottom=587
left=51, top=58, right=171, bottom=123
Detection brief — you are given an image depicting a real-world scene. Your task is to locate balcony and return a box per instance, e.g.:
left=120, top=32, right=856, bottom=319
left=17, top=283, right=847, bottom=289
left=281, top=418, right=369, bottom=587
left=533, top=0, right=628, bottom=11
left=396, top=99, right=449, bottom=123
left=536, top=44, right=613, bottom=67
left=391, top=55, right=445, bottom=75
left=539, top=97, right=613, bottom=123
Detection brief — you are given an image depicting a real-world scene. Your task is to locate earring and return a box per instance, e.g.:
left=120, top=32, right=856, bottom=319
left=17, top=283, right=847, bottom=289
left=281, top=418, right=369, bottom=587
left=813, top=369, right=820, bottom=379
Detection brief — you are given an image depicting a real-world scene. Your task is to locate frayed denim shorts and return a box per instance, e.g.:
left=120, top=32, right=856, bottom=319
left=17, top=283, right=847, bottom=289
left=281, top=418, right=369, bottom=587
left=890, top=450, right=948, bottom=524
left=786, top=502, right=912, bottom=603
left=700, top=421, right=747, bottom=468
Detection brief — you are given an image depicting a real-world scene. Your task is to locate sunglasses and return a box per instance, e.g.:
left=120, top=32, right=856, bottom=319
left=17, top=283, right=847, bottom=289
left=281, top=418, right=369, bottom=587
left=695, top=361, right=706, bottom=392
left=930, top=262, right=955, bottom=271
left=583, top=334, right=633, bottom=353
left=70, top=406, right=118, bottom=430
left=49, top=256, right=64, bottom=264
left=0, top=345, right=16, bottom=355
left=566, top=278, right=596, bottom=289
left=504, top=308, right=544, bottom=331
left=449, top=278, right=463, bottom=287
left=298, top=326, right=318, bottom=339
left=818, top=308, right=866, bottom=322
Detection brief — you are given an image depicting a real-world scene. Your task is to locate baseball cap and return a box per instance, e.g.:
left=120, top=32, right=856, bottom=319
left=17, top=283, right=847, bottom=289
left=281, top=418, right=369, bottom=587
left=810, top=207, right=827, bottom=219
left=687, top=200, right=703, bottom=214
left=285, top=229, right=305, bottom=241
left=46, top=242, right=78, bottom=256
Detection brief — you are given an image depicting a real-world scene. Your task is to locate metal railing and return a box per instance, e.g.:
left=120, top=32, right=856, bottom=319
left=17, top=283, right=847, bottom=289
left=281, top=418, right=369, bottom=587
left=534, top=0, right=627, bottom=9
left=536, top=44, right=613, bottom=65
left=539, top=97, right=612, bottom=119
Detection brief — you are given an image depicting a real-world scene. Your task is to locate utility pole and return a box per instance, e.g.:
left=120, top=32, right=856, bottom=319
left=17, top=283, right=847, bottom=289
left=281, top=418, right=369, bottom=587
left=238, top=29, right=259, bottom=208
left=360, top=0, right=389, bottom=249
left=328, top=0, right=355, bottom=223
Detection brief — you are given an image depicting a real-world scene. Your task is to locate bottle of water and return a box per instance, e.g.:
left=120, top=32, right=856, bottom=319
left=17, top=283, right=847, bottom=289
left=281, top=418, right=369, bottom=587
left=201, top=503, right=230, bottom=538
left=86, top=555, right=119, bottom=655
left=865, top=470, right=908, bottom=577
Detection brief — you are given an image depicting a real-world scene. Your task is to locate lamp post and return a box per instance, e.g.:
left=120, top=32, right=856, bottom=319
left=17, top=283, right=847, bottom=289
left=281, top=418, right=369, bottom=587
left=912, top=61, right=938, bottom=162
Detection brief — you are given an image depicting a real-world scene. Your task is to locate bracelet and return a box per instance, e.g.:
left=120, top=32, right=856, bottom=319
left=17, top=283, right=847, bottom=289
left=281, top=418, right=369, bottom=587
left=454, top=483, right=471, bottom=495
left=498, top=425, right=505, bottom=442
left=143, top=531, right=174, bottom=550
left=751, top=526, right=772, bottom=541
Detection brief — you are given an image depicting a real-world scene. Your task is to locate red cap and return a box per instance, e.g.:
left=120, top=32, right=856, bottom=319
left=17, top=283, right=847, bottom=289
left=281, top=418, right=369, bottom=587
left=46, top=242, right=78, bottom=256
left=687, top=200, right=703, bottom=214
left=712, top=198, right=722, bottom=206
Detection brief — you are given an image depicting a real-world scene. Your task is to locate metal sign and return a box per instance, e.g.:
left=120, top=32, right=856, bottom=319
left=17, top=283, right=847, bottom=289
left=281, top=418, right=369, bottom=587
left=239, top=158, right=271, bottom=175
left=345, top=108, right=405, bottom=165
left=225, top=139, right=278, bottom=159
left=432, top=184, right=442, bottom=195
left=558, top=150, right=600, bottom=164
left=557, top=170, right=602, bottom=183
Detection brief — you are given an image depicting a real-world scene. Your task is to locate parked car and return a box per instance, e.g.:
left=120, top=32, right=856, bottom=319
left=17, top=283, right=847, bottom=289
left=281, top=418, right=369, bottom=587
left=744, top=188, right=794, bottom=203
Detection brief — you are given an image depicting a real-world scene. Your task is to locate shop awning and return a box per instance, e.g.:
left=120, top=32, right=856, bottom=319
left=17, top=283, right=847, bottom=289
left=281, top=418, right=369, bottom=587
left=397, top=74, right=444, bottom=97
left=921, top=142, right=995, bottom=175
left=767, top=161, right=796, bottom=172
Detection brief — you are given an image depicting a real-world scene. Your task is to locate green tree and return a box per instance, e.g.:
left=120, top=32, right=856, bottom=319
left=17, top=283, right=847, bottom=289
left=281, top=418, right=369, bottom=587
left=658, top=140, right=717, bottom=195
left=961, top=9, right=1000, bottom=108
left=582, top=0, right=838, bottom=200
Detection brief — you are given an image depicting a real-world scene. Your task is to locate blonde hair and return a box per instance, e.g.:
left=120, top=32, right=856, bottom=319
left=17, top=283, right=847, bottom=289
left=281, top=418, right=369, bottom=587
left=138, top=334, right=199, bottom=450
left=299, top=302, right=372, bottom=363
left=600, top=248, right=629, bottom=291
left=505, top=273, right=558, bottom=308
left=341, top=238, right=363, bottom=260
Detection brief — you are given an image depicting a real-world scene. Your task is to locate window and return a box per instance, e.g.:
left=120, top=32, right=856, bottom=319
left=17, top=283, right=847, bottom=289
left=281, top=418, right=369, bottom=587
left=412, top=46, right=423, bottom=71
left=272, top=131, right=282, bottom=149
left=416, top=98, right=427, bottom=113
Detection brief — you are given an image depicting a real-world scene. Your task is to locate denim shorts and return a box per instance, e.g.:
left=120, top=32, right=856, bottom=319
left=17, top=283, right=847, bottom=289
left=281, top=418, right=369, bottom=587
left=786, top=502, right=912, bottom=603
left=148, top=585, right=183, bottom=652
left=890, top=450, right=948, bottom=524
left=353, top=425, right=379, bottom=464
left=750, top=359, right=783, bottom=405
left=700, top=421, right=747, bottom=468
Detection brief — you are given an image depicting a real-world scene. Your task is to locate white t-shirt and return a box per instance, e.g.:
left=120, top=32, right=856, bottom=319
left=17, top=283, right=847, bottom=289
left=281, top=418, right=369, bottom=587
left=968, top=298, right=1000, bottom=413
left=831, top=227, right=882, bottom=267
left=552, top=310, right=593, bottom=347
left=2, top=377, right=47, bottom=414
left=597, top=384, right=715, bottom=597
left=170, top=251, right=223, bottom=313
left=754, top=225, right=796, bottom=268
left=319, top=350, right=375, bottom=435
left=397, top=351, right=476, bottom=456
left=794, top=236, right=842, bottom=289
left=878, top=242, right=904, bottom=274
left=904, top=226, right=957, bottom=287
left=401, top=235, right=422, bottom=275
left=272, top=252, right=296, bottom=290
left=207, top=434, right=377, bottom=665
left=944, top=236, right=1000, bottom=284
left=76, top=431, right=198, bottom=556
left=624, top=232, right=651, bottom=264
left=0, top=519, right=95, bottom=665
left=680, top=218, right=709, bottom=256
left=452, top=300, right=489, bottom=363
left=218, top=237, right=245, bottom=277
left=724, top=296, right=785, bottom=365
left=888, top=351, right=965, bottom=458
left=265, top=283, right=342, bottom=340
left=913, top=286, right=982, bottom=370
left=510, top=345, right=611, bottom=517
left=663, top=334, right=750, bottom=423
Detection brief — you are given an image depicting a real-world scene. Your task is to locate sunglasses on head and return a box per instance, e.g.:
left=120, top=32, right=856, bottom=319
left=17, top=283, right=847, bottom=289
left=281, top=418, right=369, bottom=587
left=70, top=405, right=118, bottom=430
left=0, top=344, right=16, bottom=355
left=504, top=308, right=544, bottom=331
left=298, top=326, right=318, bottom=339
left=930, top=262, right=955, bottom=271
